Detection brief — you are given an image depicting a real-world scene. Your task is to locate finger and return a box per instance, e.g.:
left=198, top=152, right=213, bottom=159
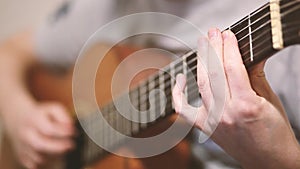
left=222, top=30, right=252, bottom=97
left=19, top=149, right=40, bottom=169
left=197, top=37, right=212, bottom=107
left=42, top=103, right=73, bottom=126
left=40, top=103, right=75, bottom=136
left=172, top=74, right=188, bottom=112
left=20, top=156, right=35, bottom=169
left=208, top=28, right=223, bottom=62
left=172, top=74, right=206, bottom=128
left=27, top=129, right=74, bottom=155
left=207, top=28, right=231, bottom=101
left=24, top=147, right=45, bottom=169
left=35, top=111, right=74, bottom=138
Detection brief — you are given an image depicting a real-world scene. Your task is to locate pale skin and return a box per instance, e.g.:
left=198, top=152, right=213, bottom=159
left=0, top=31, right=75, bottom=169
left=172, top=28, right=300, bottom=169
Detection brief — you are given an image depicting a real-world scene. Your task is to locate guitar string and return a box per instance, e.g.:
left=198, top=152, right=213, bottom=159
left=131, top=1, right=300, bottom=99
left=91, top=0, right=298, bottom=127
left=102, top=16, right=299, bottom=126
left=84, top=22, right=299, bottom=168
left=84, top=0, right=298, bottom=156
left=132, top=19, right=299, bottom=102
left=160, top=25, right=300, bottom=102
left=223, top=0, right=292, bottom=35
left=127, top=22, right=299, bottom=114
left=241, top=21, right=300, bottom=57
left=238, top=2, right=299, bottom=53
left=108, top=0, right=299, bottom=102
left=244, top=20, right=300, bottom=63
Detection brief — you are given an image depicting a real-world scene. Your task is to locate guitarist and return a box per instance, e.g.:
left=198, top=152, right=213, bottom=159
left=0, top=0, right=299, bottom=168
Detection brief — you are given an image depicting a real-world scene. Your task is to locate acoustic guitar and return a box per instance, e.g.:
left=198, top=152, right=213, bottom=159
left=3, top=0, right=300, bottom=168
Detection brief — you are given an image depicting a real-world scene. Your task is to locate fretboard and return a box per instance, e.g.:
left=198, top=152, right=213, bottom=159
left=69, top=0, right=300, bottom=167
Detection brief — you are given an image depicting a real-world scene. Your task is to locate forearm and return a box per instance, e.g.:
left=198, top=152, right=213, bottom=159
left=239, top=118, right=300, bottom=169
left=0, top=31, right=37, bottom=119
left=243, top=145, right=300, bottom=169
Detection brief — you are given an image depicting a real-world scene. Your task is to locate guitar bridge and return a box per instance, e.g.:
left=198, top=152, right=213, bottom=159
left=270, top=0, right=284, bottom=50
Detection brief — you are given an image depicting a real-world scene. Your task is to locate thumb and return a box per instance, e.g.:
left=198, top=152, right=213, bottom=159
left=248, top=61, right=287, bottom=120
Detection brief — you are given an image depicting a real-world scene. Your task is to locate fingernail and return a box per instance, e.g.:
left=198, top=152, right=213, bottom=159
left=208, top=28, right=218, bottom=38
left=222, top=30, right=231, bottom=39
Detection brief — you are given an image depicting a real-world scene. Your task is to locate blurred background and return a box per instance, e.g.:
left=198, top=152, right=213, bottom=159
left=0, top=0, right=63, bottom=40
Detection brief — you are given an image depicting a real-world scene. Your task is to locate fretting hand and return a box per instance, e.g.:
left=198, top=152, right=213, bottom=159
left=172, top=28, right=300, bottom=169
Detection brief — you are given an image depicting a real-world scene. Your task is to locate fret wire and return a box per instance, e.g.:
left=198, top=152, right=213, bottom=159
left=170, top=62, right=175, bottom=110
left=130, top=89, right=140, bottom=134
left=248, top=15, right=254, bottom=62
left=108, top=104, right=115, bottom=148
left=114, top=108, right=121, bottom=145
left=183, top=56, right=189, bottom=98
left=164, top=71, right=173, bottom=115
left=102, top=106, right=110, bottom=149
left=148, top=76, right=157, bottom=122
left=159, top=70, right=166, bottom=117
left=139, top=85, right=148, bottom=129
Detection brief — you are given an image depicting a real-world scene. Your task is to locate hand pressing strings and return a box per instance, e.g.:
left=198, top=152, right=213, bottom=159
left=172, top=28, right=300, bottom=169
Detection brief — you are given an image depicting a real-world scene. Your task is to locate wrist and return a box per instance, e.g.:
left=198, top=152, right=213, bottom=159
left=0, top=91, right=36, bottom=123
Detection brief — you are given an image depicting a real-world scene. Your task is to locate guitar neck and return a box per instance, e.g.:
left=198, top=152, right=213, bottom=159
left=69, top=0, right=300, bottom=168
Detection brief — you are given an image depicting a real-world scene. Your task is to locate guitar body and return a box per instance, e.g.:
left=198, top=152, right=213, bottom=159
left=4, top=44, right=192, bottom=169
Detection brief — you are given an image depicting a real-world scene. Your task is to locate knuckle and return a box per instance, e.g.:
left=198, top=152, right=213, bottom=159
left=197, top=78, right=207, bottom=91
left=224, top=61, right=236, bottom=74
left=235, top=98, right=263, bottom=119
left=220, top=113, right=235, bottom=127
